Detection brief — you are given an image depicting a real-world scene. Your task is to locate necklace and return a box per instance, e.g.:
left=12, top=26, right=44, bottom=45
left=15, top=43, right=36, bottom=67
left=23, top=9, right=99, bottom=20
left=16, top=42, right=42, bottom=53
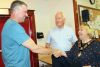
left=77, top=39, right=93, bottom=57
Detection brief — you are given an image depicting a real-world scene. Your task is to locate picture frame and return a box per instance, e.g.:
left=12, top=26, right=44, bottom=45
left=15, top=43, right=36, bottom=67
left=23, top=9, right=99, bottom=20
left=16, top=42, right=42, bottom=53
left=78, top=5, right=100, bottom=38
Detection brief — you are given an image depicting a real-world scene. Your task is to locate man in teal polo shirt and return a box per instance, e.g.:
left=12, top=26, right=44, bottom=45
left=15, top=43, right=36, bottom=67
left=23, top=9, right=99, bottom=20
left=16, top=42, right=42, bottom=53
left=1, top=1, right=51, bottom=67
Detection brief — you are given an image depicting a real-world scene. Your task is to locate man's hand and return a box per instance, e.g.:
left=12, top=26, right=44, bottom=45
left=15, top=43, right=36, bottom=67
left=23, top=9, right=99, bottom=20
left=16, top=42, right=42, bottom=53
left=52, top=49, right=67, bottom=58
left=52, top=49, right=62, bottom=58
left=61, top=51, right=67, bottom=57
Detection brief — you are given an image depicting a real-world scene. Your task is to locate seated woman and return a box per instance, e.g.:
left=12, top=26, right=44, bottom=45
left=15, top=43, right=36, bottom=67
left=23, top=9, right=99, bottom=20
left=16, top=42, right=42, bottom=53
left=64, top=23, right=100, bottom=67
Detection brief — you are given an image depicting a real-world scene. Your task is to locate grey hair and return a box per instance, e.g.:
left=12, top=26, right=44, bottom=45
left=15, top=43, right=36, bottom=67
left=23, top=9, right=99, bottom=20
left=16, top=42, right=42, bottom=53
left=10, top=0, right=27, bottom=13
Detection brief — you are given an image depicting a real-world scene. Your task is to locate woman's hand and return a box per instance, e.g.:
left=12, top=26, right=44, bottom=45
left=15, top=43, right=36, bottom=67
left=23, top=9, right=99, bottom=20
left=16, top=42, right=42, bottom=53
left=83, top=65, right=91, bottom=67
left=52, top=49, right=67, bottom=58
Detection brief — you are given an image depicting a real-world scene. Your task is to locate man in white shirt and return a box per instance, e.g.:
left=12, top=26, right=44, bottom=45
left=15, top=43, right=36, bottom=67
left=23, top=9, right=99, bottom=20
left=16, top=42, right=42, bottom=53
left=46, top=12, right=77, bottom=67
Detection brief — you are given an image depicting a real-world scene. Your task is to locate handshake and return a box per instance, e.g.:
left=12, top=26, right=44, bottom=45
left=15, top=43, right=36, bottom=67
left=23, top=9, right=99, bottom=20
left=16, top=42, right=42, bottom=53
left=45, top=44, right=67, bottom=58
left=52, top=49, right=67, bottom=58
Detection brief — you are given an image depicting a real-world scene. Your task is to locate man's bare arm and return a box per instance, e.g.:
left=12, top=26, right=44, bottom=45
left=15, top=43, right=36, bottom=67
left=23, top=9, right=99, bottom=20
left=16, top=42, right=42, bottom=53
left=22, top=38, right=52, bottom=54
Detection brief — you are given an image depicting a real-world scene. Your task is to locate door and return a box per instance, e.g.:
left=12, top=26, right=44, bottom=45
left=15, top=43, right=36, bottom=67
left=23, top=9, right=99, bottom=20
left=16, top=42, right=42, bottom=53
left=0, top=15, right=8, bottom=67
left=0, top=10, right=39, bottom=67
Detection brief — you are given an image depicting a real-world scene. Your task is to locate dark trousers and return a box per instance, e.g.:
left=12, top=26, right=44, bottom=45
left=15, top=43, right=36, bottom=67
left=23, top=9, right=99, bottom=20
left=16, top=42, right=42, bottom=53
left=52, top=55, right=70, bottom=67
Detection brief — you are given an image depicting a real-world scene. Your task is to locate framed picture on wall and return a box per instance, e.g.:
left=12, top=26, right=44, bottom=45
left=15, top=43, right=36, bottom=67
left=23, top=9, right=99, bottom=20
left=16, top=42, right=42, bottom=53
left=78, top=5, right=100, bottom=38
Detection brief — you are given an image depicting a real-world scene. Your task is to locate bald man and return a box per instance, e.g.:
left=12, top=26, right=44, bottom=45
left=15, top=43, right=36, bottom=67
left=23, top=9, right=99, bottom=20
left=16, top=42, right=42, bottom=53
left=46, top=12, right=77, bottom=67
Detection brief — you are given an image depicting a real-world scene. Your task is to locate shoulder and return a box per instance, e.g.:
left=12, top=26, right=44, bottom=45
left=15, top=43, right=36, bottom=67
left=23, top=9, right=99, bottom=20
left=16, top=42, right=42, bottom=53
left=92, top=40, right=100, bottom=46
left=4, top=19, right=22, bottom=29
left=4, top=19, right=25, bottom=33
left=91, top=40, right=100, bottom=50
left=72, top=40, right=78, bottom=47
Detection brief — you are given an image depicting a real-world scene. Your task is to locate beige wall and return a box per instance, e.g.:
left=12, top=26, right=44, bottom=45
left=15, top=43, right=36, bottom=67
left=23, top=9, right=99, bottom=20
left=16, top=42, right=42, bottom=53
left=20, top=0, right=75, bottom=45
left=1, top=0, right=100, bottom=45
left=0, top=0, right=14, bottom=8
left=0, top=0, right=73, bottom=45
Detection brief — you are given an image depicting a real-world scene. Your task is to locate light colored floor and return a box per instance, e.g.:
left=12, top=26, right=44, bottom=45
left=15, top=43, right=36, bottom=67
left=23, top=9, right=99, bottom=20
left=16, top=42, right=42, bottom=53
left=39, top=61, right=52, bottom=67
left=39, top=54, right=52, bottom=67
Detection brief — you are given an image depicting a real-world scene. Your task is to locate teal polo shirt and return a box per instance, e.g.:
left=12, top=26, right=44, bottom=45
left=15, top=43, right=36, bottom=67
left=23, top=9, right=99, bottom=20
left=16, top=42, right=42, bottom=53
left=1, top=19, right=30, bottom=67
